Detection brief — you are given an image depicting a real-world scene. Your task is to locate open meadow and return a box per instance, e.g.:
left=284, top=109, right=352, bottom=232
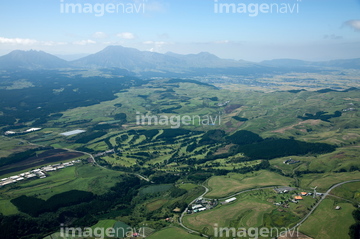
left=183, top=189, right=306, bottom=237
left=205, top=170, right=293, bottom=198
left=0, top=163, right=124, bottom=216
left=300, top=199, right=355, bottom=239
left=0, top=79, right=360, bottom=239
left=147, top=227, right=202, bottom=239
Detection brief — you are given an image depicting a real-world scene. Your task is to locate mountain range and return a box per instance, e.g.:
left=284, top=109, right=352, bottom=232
left=0, top=46, right=359, bottom=76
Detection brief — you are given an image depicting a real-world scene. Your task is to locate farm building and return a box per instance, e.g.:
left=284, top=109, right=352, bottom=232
left=283, top=159, right=301, bottom=164
left=225, top=197, right=237, bottom=203
left=25, top=128, right=41, bottom=132
left=192, top=204, right=203, bottom=210
left=42, top=166, right=56, bottom=172
left=198, top=207, right=207, bottom=212
left=25, top=174, right=37, bottom=179
left=60, top=129, right=86, bottom=136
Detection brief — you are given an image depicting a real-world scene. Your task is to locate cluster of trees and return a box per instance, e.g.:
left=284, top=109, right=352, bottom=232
left=0, top=148, right=39, bottom=168
left=232, top=116, right=248, bottom=122
left=297, top=110, right=342, bottom=122
left=226, top=130, right=262, bottom=145
left=156, top=129, right=193, bottom=143
left=113, top=112, right=127, bottom=124
left=136, top=129, right=159, bottom=141
left=1, top=175, right=146, bottom=239
left=72, top=131, right=107, bottom=144
left=199, top=129, right=225, bottom=145
left=349, top=208, right=360, bottom=239
left=231, top=138, right=336, bottom=160
left=166, top=78, right=217, bottom=89
left=199, top=129, right=336, bottom=161
left=335, top=166, right=360, bottom=173
left=11, top=190, right=94, bottom=217
left=0, top=146, right=55, bottom=171
left=150, top=173, right=181, bottom=184
left=0, top=70, right=144, bottom=126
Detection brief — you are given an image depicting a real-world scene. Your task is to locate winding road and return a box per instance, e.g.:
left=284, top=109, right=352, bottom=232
left=179, top=185, right=209, bottom=236
left=286, top=179, right=360, bottom=235
left=8, top=137, right=360, bottom=237
left=179, top=180, right=360, bottom=238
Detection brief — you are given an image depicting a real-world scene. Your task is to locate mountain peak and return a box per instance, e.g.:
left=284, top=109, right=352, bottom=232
left=0, top=50, right=69, bottom=69
left=71, top=45, right=253, bottom=72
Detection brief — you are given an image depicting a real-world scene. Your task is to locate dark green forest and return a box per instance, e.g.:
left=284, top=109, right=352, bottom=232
left=0, top=70, right=144, bottom=126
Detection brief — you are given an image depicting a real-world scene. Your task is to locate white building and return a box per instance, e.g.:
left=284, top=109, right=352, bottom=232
left=198, top=207, right=207, bottom=212
left=25, top=174, right=37, bottom=179
left=42, top=166, right=56, bottom=172
left=192, top=204, right=203, bottom=210
left=225, top=197, right=236, bottom=203
left=25, top=128, right=41, bottom=132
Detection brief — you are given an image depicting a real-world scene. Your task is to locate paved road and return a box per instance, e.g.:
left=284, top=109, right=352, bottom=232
left=284, top=179, right=360, bottom=236
left=9, top=137, right=360, bottom=236
left=180, top=180, right=360, bottom=237
left=65, top=148, right=151, bottom=182
left=179, top=185, right=289, bottom=236
left=134, top=173, right=150, bottom=182
left=179, top=185, right=209, bottom=236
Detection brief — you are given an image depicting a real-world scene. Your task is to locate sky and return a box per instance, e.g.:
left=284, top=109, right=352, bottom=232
left=0, top=0, right=360, bottom=61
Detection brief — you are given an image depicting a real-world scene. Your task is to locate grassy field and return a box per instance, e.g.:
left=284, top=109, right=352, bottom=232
left=90, top=219, right=117, bottom=230
left=0, top=136, right=38, bottom=158
left=299, top=171, right=360, bottom=192
left=0, top=149, right=85, bottom=177
left=0, top=198, right=19, bottom=215
left=147, top=227, right=202, bottom=239
left=183, top=188, right=322, bottom=238
left=0, top=163, right=124, bottom=216
left=1, top=79, right=360, bottom=239
left=271, top=146, right=360, bottom=176
left=139, top=184, right=173, bottom=195
left=146, top=199, right=169, bottom=212
left=300, top=199, right=355, bottom=239
left=183, top=197, right=274, bottom=236
left=0, top=165, right=124, bottom=216
left=331, top=181, right=360, bottom=203
left=178, top=183, right=199, bottom=191
left=205, top=170, right=293, bottom=198
left=43, top=232, right=76, bottom=239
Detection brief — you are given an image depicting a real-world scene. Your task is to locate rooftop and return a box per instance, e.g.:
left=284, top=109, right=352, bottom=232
left=60, top=129, right=86, bottom=136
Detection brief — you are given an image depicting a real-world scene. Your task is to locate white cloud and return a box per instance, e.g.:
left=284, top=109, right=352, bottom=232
left=0, top=37, right=38, bottom=45
left=117, top=32, right=135, bottom=39
left=142, top=41, right=171, bottom=52
left=213, top=40, right=230, bottom=44
left=0, top=37, right=70, bottom=47
left=92, top=32, right=108, bottom=39
left=143, top=41, right=168, bottom=45
left=73, top=40, right=96, bottom=45
left=344, top=20, right=360, bottom=31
